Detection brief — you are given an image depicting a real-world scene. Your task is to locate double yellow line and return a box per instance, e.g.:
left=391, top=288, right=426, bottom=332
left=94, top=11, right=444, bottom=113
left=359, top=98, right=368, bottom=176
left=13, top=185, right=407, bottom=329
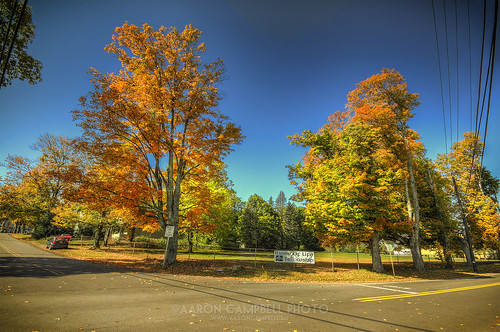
left=0, top=242, right=63, bottom=276
left=0, top=242, right=21, bottom=257
left=354, top=282, right=500, bottom=302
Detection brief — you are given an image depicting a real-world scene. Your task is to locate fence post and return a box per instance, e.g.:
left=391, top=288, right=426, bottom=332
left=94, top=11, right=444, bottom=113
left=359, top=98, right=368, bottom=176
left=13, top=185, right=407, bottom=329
left=331, top=247, right=335, bottom=272
left=132, top=241, right=136, bottom=254
left=254, top=247, right=257, bottom=269
left=356, top=244, right=360, bottom=270
left=389, top=251, right=395, bottom=277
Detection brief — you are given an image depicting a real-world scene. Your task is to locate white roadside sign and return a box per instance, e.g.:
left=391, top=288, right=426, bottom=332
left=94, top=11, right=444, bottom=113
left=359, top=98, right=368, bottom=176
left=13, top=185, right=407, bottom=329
left=274, top=250, right=315, bottom=264
left=164, top=226, right=175, bottom=238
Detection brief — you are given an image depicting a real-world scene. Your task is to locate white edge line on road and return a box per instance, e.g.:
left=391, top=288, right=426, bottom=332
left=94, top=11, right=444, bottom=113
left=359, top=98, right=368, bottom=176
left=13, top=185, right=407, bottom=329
left=355, top=284, right=417, bottom=294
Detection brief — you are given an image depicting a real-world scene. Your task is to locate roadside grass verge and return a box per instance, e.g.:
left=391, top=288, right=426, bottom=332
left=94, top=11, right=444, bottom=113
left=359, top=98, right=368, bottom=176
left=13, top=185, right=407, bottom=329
left=11, top=234, right=499, bottom=283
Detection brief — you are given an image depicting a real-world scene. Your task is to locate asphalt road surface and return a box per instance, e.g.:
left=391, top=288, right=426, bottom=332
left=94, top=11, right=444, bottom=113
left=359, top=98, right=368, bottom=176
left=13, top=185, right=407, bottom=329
left=1, top=233, right=499, bottom=331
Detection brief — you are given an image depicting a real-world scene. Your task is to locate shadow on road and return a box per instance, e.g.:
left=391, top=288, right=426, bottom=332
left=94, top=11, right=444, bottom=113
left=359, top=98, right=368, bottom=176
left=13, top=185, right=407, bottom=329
left=124, top=271, right=435, bottom=332
left=0, top=256, right=123, bottom=278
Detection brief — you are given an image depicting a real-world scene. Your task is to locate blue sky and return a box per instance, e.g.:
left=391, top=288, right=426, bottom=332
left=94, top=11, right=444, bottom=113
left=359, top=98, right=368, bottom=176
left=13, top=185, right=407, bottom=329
left=1, top=0, right=499, bottom=202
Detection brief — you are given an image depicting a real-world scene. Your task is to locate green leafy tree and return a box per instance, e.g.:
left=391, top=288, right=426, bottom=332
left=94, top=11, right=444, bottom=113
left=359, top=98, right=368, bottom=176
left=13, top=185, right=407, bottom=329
left=210, top=184, right=242, bottom=248
left=238, top=194, right=280, bottom=249
left=415, top=159, right=456, bottom=268
left=289, top=108, right=406, bottom=272
left=281, top=203, right=320, bottom=250
left=0, top=0, right=42, bottom=87
left=480, top=167, right=499, bottom=210
left=274, top=190, right=287, bottom=248
left=52, top=202, right=123, bottom=249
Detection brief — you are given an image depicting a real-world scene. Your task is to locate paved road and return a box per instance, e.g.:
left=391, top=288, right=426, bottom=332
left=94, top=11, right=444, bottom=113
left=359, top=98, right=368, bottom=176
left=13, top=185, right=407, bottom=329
left=1, top=233, right=498, bottom=331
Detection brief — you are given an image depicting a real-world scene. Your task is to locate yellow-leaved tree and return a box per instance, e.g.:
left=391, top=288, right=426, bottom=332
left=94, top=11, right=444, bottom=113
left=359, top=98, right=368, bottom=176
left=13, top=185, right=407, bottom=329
left=436, top=132, right=500, bottom=264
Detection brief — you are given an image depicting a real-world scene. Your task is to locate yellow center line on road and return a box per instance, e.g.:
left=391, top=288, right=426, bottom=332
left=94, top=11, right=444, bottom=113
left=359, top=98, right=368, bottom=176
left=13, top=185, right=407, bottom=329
left=0, top=242, right=21, bottom=257
left=0, top=241, right=63, bottom=276
left=353, top=282, right=500, bottom=302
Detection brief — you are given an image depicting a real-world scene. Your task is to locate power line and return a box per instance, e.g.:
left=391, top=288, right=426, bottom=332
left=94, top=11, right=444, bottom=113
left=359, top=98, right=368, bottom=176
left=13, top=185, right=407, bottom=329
left=454, top=0, right=460, bottom=144
left=431, top=0, right=448, bottom=154
left=479, top=0, right=498, bottom=171
left=474, top=0, right=488, bottom=137
left=467, top=0, right=473, bottom=134
left=466, top=0, right=497, bottom=194
left=442, top=0, right=454, bottom=148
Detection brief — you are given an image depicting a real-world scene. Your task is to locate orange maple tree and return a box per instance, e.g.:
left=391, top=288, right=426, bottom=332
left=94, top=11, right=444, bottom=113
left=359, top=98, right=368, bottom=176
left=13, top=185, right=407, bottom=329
left=73, top=23, right=243, bottom=265
left=289, top=69, right=427, bottom=272
left=346, top=68, right=426, bottom=271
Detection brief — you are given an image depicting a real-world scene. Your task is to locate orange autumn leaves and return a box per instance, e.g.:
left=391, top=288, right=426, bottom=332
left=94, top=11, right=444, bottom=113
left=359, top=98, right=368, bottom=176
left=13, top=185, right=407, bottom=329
left=71, top=23, right=243, bottom=261
left=289, top=68, right=499, bottom=269
left=289, top=69, right=416, bottom=247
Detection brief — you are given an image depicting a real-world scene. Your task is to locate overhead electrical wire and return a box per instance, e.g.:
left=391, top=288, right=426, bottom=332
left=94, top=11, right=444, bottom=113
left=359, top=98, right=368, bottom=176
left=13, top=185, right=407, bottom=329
left=479, top=0, right=497, bottom=172
left=432, top=0, right=498, bottom=192
left=474, top=0, right=487, bottom=138
left=442, top=0, right=454, bottom=149
left=464, top=0, right=497, bottom=193
left=431, top=0, right=448, bottom=154
left=455, top=0, right=460, bottom=144
left=467, top=0, right=473, bottom=134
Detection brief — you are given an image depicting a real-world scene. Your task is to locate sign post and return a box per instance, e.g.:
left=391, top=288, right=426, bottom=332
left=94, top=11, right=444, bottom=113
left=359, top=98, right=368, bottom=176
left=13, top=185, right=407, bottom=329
left=383, top=241, right=396, bottom=277
left=162, top=226, right=175, bottom=268
left=164, top=226, right=175, bottom=238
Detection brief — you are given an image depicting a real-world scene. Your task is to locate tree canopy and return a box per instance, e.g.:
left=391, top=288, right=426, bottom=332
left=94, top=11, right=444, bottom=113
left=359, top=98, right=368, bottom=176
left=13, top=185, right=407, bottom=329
left=0, top=0, right=42, bottom=87
left=73, top=23, right=243, bottom=265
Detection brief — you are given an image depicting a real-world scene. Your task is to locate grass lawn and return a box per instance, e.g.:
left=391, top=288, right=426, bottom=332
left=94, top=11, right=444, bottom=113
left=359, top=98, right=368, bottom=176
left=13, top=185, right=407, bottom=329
left=11, top=234, right=500, bottom=283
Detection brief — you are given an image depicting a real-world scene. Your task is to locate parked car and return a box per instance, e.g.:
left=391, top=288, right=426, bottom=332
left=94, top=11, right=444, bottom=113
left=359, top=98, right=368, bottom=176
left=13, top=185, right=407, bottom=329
left=60, top=234, right=72, bottom=241
left=46, top=236, right=69, bottom=250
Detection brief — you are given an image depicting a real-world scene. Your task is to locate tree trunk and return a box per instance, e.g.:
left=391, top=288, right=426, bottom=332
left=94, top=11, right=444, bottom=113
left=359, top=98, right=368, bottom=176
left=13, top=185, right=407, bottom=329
left=103, top=226, right=112, bottom=247
left=455, top=236, right=473, bottom=267
left=92, top=223, right=103, bottom=249
left=163, top=148, right=180, bottom=266
left=163, top=226, right=178, bottom=266
left=187, top=228, right=194, bottom=253
left=442, top=234, right=453, bottom=268
left=426, top=168, right=453, bottom=268
left=371, top=230, right=385, bottom=273
left=404, top=174, right=425, bottom=271
left=127, top=226, right=135, bottom=242
left=451, top=177, right=478, bottom=273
